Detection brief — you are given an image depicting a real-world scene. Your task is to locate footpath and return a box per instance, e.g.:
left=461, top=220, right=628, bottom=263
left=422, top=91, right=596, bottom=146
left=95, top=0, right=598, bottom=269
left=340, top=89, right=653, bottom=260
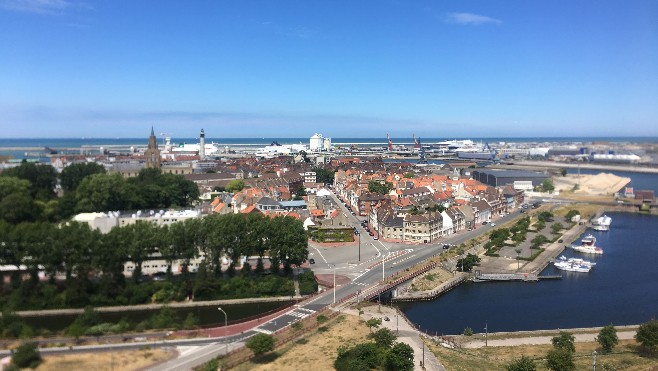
left=461, top=326, right=638, bottom=348
left=342, top=305, right=445, bottom=371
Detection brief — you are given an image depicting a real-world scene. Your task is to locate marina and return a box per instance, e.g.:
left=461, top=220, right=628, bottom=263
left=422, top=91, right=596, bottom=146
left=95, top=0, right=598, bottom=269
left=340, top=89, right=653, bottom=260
left=397, top=212, right=658, bottom=334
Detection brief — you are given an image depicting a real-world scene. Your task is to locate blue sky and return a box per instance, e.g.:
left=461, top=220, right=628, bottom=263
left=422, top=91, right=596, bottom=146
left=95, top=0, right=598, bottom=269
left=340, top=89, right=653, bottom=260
left=1, top=0, right=657, bottom=138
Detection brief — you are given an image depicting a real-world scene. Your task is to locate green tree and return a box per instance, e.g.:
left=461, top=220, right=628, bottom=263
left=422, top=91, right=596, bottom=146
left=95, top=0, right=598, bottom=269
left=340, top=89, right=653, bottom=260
left=564, top=210, right=580, bottom=222
left=550, top=223, right=564, bottom=234
left=10, top=342, right=42, bottom=369
left=551, top=331, right=576, bottom=353
left=0, top=177, right=40, bottom=224
left=371, top=328, right=397, bottom=348
left=545, top=348, right=575, bottom=371
left=368, top=180, right=393, bottom=195
left=385, top=342, right=414, bottom=371
left=540, top=179, right=555, bottom=193
left=75, top=173, right=136, bottom=212
left=403, top=172, right=414, bottom=178
left=365, top=318, right=382, bottom=333
left=225, top=179, right=245, bottom=193
left=456, top=253, right=481, bottom=272
left=506, top=355, right=536, bottom=371
left=246, top=333, right=275, bottom=356
left=596, top=325, right=618, bottom=353
left=635, top=319, right=658, bottom=352
left=312, top=167, right=336, bottom=185
left=1, top=161, right=58, bottom=200
left=530, top=235, right=549, bottom=249
left=60, top=162, right=106, bottom=192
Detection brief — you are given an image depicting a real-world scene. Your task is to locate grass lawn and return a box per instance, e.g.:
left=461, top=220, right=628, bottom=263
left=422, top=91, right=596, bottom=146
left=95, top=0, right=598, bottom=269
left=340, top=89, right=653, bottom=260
left=233, top=314, right=371, bottom=371
left=36, top=348, right=172, bottom=371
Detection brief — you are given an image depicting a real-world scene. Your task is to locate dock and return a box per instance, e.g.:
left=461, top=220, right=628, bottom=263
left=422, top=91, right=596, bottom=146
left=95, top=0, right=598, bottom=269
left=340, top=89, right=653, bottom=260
left=472, top=272, right=562, bottom=282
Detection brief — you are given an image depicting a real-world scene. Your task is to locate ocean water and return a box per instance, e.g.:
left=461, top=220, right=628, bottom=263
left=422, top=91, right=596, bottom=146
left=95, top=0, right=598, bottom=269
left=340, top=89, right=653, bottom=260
left=396, top=212, right=658, bottom=335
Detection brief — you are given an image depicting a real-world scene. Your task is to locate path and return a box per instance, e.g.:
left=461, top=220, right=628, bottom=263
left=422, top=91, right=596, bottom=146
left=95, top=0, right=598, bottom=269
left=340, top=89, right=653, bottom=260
left=342, top=305, right=446, bottom=371
left=462, top=328, right=637, bottom=348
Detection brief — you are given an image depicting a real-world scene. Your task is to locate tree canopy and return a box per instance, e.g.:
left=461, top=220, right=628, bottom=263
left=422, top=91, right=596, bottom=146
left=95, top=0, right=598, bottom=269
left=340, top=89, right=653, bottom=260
left=368, top=180, right=393, bottom=195
left=225, top=179, right=245, bottom=193
left=506, top=355, right=536, bottom=371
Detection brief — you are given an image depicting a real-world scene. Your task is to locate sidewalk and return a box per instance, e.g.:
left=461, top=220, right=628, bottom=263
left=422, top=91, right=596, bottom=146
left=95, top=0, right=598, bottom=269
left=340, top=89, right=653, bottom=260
left=342, top=305, right=446, bottom=371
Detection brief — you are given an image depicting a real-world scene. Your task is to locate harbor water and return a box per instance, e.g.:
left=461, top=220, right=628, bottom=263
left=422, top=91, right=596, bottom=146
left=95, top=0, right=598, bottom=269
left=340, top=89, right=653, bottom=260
left=397, top=212, right=658, bottom=335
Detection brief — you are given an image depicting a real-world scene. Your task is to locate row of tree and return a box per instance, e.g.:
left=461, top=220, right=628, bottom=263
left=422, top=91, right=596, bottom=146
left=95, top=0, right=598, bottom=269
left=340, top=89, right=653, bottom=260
left=0, top=162, right=200, bottom=224
left=0, top=212, right=309, bottom=309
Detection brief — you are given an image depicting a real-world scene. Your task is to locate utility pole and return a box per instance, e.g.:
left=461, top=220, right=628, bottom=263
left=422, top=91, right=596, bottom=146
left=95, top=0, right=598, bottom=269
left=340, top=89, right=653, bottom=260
left=484, top=321, right=488, bottom=347
left=382, top=253, right=385, bottom=281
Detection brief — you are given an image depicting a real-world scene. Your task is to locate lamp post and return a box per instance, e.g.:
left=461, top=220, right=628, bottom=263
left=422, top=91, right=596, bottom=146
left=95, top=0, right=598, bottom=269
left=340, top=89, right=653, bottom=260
left=592, top=350, right=597, bottom=371
left=358, top=232, right=361, bottom=262
left=330, top=264, right=336, bottom=305
left=484, top=321, right=488, bottom=347
left=217, top=307, right=228, bottom=355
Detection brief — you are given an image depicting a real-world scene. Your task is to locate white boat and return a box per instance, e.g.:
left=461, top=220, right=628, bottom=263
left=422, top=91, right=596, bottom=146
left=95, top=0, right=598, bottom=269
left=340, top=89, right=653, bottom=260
left=557, top=256, right=596, bottom=268
left=554, top=260, right=591, bottom=273
left=569, top=234, right=603, bottom=254
left=591, top=215, right=612, bottom=231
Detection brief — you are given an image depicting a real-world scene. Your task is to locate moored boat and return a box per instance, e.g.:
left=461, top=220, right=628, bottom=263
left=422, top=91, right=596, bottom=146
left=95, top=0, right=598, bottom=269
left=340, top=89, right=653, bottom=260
left=554, top=260, right=591, bottom=273
left=591, top=215, right=612, bottom=231
left=569, top=234, right=604, bottom=254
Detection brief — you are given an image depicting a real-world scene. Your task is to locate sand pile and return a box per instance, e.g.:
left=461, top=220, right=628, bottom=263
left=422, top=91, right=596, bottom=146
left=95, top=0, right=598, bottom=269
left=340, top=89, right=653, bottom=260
left=553, top=172, right=631, bottom=195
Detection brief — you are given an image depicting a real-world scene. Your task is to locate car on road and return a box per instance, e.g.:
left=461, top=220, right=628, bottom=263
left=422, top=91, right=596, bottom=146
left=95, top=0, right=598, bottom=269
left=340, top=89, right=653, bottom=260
left=520, top=209, right=526, bottom=213
left=373, top=236, right=378, bottom=240
left=384, top=317, right=390, bottom=321
left=369, top=232, right=374, bottom=236
left=468, top=227, right=472, bottom=231
left=482, top=221, right=488, bottom=225
left=309, top=258, right=315, bottom=264
left=443, top=244, right=451, bottom=249
left=490, top=223, right=496, bottom=227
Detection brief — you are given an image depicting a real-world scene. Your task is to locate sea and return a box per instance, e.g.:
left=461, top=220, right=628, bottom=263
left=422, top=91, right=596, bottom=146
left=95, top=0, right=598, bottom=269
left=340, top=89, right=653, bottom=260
left=396, top=212, right=658, bottom=335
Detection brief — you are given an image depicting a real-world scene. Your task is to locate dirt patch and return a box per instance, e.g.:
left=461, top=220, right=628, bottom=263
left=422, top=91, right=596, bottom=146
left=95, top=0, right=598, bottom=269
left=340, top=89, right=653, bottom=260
left=247, top=314, right=370, bottom=371
left=410, top=267, right=454, bottom=291
left=36, top=348, right=173, bottom=371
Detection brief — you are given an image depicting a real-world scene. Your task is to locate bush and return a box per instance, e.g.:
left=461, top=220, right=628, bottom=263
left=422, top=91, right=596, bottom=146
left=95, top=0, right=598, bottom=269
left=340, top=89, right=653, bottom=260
left=546, top=348, right=575, bottom=371
left=385, top=342, right=414, bottom=371
left=463, top=327, right=474, bottom=336
left=596, top=325, right=618, bottom=353
left=11, top=342, right=42, bottom=369
left=506, top=355, right=536, bottom=371
left=635, top=319, right=658, bottom=352
left=370, top=328, right=397, bottom=348
left=246, top=333, right=275, bottom=356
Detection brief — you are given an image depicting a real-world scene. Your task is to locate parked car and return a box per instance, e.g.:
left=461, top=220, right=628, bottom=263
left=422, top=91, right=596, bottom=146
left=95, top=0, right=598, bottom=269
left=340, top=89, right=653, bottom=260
left=490, top=223, right=496, bottom=227
left=309, top=258, right=315, bottom=264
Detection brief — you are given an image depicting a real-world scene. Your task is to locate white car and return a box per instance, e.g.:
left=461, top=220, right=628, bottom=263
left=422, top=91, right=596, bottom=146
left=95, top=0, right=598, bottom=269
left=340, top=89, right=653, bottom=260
left=490, top=223, right=496, bottom=227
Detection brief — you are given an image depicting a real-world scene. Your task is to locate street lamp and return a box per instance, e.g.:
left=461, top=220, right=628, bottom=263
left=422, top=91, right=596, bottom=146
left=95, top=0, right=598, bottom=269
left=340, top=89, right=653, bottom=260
left=592, top=350, right=597, bottom=371
left=329, top=264, right=336, bottom=305
left=358, top=232, right=361, bottom=262
left=484, top=321, right=488, bottom=347
left=217, top=307, right=228, bottom=355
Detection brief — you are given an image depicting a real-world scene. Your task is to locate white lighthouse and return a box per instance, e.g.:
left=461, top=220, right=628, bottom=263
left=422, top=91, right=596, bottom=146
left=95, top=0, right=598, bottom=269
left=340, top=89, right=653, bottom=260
left=199, top=128, right=206, bottom=159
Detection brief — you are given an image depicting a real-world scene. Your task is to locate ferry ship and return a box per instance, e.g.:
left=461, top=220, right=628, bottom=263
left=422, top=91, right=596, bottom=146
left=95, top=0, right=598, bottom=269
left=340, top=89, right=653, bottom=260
left=591, top=215, right=612, bottom=231
left=569, top=234, right=604, bottom=254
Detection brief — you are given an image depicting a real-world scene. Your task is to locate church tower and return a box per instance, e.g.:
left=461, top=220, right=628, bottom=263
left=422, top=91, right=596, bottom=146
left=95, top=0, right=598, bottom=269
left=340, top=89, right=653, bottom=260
left=145, top=126, right=161, bottom=169
left=199, top=128, right=206, bottom=159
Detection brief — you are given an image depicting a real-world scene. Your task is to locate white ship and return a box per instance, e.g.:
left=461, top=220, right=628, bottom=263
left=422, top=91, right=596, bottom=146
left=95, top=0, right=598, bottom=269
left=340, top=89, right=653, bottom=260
left=171, top=142, right=222, bottom=155
left=569, top=234, right=603, bottom=254
left=557, top=256, right=596, bottom=268
left=591, top=215, right=612, bottom=231
left=554, top=260, right=591, bottom=273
